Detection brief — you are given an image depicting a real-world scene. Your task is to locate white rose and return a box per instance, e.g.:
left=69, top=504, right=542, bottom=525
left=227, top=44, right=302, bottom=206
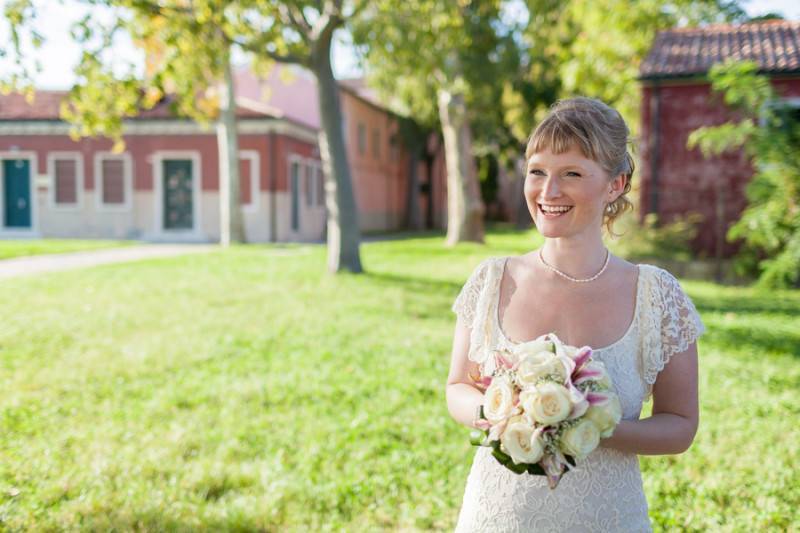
left=560, top=419, right=601, bottom=460
left=520, top=382, right=572, bottom=426
left=512, top=336, right=553, bottom=358
left=584, top=394, right=622, bottom=438
left=483, top=377, right=515, bottom=424
left=516, top=351, right=567, bottom=387
left=500, top=415, right=545, bottom=464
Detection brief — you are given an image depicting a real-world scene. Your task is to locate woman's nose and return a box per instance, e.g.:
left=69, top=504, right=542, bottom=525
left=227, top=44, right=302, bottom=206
left=542, top=176, right=560, bottom=198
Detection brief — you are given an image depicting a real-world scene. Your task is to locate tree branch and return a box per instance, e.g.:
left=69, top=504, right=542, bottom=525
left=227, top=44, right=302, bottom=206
left=277, top=3, right=312, bottom=35
left=228, top=35, right=305, bottom=65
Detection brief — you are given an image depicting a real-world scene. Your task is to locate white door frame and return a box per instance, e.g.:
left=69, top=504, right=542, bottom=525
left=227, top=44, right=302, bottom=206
left=151, top=150, right=203, bottom=240
left=0, top=151, right=39, bottom=237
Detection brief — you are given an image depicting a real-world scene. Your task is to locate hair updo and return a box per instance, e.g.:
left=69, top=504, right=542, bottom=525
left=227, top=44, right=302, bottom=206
left=525, top=96, right=635, bottom=238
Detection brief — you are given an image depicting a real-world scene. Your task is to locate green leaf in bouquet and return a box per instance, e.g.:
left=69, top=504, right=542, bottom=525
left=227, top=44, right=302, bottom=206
left=469, top=429, right=489, bottom=446
left=488, top=441, right=528, bottom=475
left=504, top=460, right=529, bottom=475
left=526, top=462, right=546, bottom=476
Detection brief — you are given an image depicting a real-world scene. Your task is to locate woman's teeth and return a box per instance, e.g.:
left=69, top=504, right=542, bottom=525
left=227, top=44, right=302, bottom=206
left=539, top=204, right=573, bottom=218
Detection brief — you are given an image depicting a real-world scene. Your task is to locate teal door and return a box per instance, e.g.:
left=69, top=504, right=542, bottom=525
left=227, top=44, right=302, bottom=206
left=3, top=159, right=31, bottom=228
left=163, top=159, right=193, bottom=230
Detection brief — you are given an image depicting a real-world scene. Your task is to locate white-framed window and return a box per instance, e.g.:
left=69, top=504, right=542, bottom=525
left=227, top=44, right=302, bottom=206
left=94, top=152, right=133, bottom=211
left=357, top=123, right=366, bottom=155
left=47, top=152, right=83, bottom=209
left=238, top=150, right=260, bottom=212
left=372, top=128, right=380, bottom=159
left=389, top=132, right=399, bottom=162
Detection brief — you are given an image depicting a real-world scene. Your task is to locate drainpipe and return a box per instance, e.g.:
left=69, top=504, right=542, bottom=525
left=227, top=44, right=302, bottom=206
left=649, top=83, right=661, bottom=221
left=269, top=131, right=277, bottom=243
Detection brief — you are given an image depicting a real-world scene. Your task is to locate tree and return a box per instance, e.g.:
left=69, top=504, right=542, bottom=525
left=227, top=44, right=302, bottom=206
left=4, top=0, right=367, bottom=274
left=353, top=1, right=517, bottom=245
left=688, top=59, right=800, bottom=289
left=3, top=0, right=247, bottom=245
left=520, top=0, right=747, bottom=133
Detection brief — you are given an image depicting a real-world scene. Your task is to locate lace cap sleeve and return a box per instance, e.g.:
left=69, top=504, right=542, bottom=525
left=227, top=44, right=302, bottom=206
left=451, top=258, right=493, bottom=328
left=643, top=268, right=706, bottom=400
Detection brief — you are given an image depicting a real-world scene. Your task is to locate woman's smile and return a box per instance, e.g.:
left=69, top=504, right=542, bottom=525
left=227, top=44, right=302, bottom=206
left=538, top=203, right=574, bottom=219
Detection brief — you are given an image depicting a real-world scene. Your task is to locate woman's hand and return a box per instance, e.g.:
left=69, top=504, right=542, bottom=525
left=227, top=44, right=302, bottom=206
left=597, top=419, right=631, bottom=450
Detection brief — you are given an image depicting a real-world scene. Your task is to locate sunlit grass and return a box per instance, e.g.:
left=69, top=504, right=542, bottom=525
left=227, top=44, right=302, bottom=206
left=0, top=239, right=135, bottom=260
left=0, top=228, right=797, bottom=531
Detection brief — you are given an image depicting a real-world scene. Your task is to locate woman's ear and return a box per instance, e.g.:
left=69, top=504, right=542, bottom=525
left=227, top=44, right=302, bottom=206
left=608, top=173, right=627, bottom=201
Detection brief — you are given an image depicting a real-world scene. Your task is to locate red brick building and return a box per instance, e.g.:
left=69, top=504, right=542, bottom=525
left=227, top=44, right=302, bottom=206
left=639, top=20, right=800, bottom=259
left=0, top=65, right=446, bottom=242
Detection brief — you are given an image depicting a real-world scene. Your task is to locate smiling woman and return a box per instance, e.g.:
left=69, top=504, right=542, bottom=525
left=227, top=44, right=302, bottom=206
left=447, top=97, right=706, bottom=532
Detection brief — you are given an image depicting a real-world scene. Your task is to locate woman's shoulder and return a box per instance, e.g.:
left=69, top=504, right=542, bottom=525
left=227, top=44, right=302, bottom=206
left=633, top=262, right=685, bottom=288
left=465, top=256, right=508, bottom=278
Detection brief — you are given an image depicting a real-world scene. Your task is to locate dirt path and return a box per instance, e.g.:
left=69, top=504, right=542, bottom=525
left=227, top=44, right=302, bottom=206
left=0, top=244, right=218, bottom=280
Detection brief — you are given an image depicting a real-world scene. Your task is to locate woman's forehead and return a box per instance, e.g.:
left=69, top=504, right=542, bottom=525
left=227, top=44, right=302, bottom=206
left=527, top=145, right=594, bottom=166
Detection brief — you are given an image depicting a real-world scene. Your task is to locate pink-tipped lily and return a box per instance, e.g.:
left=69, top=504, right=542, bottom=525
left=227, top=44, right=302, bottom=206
left=567, top=380, right=590, bottom=420
left=554, top=448, right=575, bottom=473
left=571, top=346, right=593, bottom=372
left=495, top=351, right=515, bottom=370
left=541, top=454, right=565, bottom=490
left=573, top=366, right=604, bottom=386
left=469, top=370, right=493, bottom=390
left=587, top=392, right=610, bottom=405
left=488, top=419, right=508, bottom=442
left=474, top=419, right=491, bottom=431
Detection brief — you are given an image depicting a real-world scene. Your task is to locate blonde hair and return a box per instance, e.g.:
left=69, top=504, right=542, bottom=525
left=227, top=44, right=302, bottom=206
left=525, top=97, right=635, bottom=237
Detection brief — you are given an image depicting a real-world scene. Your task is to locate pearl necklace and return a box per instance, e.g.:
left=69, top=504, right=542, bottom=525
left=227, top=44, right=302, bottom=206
left=538, top=248, right=610, bottom=283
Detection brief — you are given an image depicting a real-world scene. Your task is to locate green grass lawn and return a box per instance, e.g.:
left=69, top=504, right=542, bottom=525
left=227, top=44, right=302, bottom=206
left=0, top=228, right=797, bottom=531
left=0, top=239, right=136, bottom=260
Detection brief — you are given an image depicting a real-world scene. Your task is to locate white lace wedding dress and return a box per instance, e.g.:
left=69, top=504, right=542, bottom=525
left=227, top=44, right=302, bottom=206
left=451, top=257, right=707, bottom=533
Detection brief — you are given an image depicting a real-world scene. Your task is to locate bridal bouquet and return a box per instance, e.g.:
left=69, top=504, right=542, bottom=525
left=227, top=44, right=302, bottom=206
left=469, top=333, right=622, bottom=490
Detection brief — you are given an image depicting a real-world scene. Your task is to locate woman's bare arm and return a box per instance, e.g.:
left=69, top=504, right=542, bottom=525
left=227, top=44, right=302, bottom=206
left=445, top=317, right=486, bottom=429
left=600, top=340, right=700, bottom=455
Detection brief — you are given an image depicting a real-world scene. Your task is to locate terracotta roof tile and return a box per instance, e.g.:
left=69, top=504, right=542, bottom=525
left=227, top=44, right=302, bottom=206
left=0, top=91, right=275, bottom=121
left=640, top=20, right=800, bottom=79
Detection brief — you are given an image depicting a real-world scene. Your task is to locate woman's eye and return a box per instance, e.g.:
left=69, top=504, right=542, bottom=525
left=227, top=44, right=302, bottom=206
left=528, top=169, right=545, bottom=176
left=566, top=171, right=582, bottom=177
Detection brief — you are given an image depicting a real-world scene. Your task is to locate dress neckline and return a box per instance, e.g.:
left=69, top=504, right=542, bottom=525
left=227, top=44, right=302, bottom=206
left=493, top=256, right=643, bottom=353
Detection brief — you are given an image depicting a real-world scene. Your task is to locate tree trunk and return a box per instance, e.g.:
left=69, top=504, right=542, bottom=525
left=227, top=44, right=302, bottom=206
left=437, top=87, right=484, bottom=245
left=311, top=28, right=363, bottom=273
left=217, top=49, right=245, bottom=245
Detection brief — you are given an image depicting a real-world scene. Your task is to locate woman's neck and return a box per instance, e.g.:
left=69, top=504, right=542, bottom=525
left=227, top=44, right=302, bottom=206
left=539, top=238, right=609, bottom=281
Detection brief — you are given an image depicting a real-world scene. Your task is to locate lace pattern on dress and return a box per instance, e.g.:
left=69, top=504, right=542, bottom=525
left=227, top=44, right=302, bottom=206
left=640, top=267, right=706, bottom=402
left=451, top=258, right=496, bottom=366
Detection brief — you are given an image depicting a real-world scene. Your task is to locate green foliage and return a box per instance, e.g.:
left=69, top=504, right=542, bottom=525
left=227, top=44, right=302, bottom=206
left=519, top=0, right=746, bottom=135
left=687, top=59, right=800, bottom=289
left=607, top=212, right=703, bottom=262
left=353, top=0, right=519, bottom=142
left=0, top=229, right=797, bottom=530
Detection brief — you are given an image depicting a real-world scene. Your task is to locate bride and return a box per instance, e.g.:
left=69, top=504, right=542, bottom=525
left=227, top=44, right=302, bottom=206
left=446, top=97, right=706, bottom=532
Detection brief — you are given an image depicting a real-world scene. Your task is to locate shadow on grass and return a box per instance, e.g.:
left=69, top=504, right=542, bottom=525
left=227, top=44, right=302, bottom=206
left=693, top=293, right=800, bottom=317
left=362, top=270, right=462, bottom=293
left=705, top=323, right=800, bottom=358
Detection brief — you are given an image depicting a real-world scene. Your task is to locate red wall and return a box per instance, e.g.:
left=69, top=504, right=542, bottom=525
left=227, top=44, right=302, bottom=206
left=0, top=131, right=314, bottom=194
left=639, top=77, right=800, bottom=259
